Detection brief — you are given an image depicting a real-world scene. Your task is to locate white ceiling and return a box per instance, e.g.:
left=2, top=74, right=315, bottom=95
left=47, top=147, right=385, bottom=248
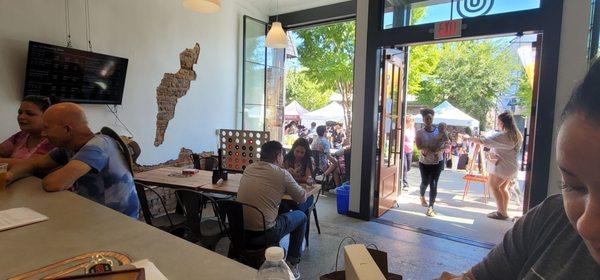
left=245, top=0, right=351, bottom=15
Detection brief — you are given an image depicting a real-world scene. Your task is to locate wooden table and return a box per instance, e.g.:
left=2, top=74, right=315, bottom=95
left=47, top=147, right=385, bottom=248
left=0, top=177, right=256, bottom=279
left=135, top=167, right=321, bottom=200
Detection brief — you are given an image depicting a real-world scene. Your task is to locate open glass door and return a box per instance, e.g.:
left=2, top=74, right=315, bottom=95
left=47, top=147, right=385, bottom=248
left=376, top=48, right=405, bottom=217
left=242, top=16, right=285, bottom=141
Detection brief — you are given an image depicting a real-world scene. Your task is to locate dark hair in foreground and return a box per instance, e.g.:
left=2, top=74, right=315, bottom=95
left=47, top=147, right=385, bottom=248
left=284, top=138, right=313, bottom=177
left=563, top=60, right=600, bottom=123
left=420, top=108, right=435, bottom=117
left=316, top=125, right=326, bottom=136
left=260, top=141, right=283, bottom=162
left=22, top=95, right=60, bottom=111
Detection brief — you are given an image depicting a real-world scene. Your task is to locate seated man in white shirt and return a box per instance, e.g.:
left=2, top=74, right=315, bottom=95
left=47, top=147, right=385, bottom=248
left=237, top=141, right=309, bottom=277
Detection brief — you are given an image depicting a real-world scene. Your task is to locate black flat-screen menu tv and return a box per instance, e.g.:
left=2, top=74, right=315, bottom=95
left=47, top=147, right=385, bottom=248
left=23, top=41, right=128, bottom=104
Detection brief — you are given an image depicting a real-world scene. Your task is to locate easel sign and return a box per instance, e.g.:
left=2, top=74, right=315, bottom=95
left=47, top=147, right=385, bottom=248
left=462, top=143, right=490, bottom=203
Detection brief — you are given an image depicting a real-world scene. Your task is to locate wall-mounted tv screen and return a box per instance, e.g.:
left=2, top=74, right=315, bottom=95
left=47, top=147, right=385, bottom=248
left=23, top=41, right=128, bottom=105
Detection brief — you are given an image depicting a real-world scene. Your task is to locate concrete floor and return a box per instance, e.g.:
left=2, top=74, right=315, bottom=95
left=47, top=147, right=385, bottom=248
left=206, top=166, right=527, bottom=279
left=284, top=194, right=491, bottom=279
left=208, top=192, right=492, bottom=279
left=379, top=166, right=524, bottom=245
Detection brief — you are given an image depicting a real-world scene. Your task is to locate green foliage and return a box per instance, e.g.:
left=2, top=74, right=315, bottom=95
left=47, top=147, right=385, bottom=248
left=285, top=70, right=332, bottom=111
left=515, top=71, right=533, bottom=116
left=412, top=145, right=420, bottom=162
left=409, top=40, right=520, bottom=130
left=295, top=21, right=355, bottom=88
left=410, top=6, right=427, bottom=25
left=294, top=21, right=355, bottom=134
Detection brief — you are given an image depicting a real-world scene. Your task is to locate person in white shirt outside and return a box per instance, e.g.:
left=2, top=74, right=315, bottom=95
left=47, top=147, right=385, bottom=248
left=467, top=111, right=522, bottom=220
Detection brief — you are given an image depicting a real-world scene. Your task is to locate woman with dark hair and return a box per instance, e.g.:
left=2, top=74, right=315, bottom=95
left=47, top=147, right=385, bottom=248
left=469, top=111, right=522, bottom=220
left=0, top=95, right=55, bottom=165
left=437, top=57, right=600, bottom=280
left=415, top=108, right=445, bottom=217
left=284, top=138, right=313, bottom=184
left=281, top=138, right=315, bottom=217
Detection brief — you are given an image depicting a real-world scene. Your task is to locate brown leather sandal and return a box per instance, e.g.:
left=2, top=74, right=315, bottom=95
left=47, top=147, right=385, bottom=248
left=487, top=211, right=509, bottom=220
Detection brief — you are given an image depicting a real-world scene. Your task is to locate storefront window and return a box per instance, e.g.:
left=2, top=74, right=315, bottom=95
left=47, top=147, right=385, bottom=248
left=383, top=0, right=541, bottom=30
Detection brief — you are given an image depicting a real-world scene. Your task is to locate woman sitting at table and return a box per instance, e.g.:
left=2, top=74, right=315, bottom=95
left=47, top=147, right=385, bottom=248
left=281, top=138, right=315, bottom=213
left=0, top=95, right=55, bottom=166
left=284, top=138, right=314, bottom=184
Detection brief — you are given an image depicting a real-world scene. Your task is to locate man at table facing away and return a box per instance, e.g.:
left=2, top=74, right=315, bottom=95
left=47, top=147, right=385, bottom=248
left=237, top=140, right=310, bottom=278
left=5, top=103, right=140, bottom=218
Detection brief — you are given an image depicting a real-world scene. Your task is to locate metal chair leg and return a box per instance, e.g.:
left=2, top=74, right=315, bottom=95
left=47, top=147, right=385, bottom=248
left=312, top=208, right=321, bottom=234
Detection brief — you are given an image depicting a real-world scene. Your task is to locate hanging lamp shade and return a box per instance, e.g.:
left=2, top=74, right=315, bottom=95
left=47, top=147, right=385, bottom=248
left=183, top=0, right=221, bottom=13
left=266, top=22, right=287, bottom=49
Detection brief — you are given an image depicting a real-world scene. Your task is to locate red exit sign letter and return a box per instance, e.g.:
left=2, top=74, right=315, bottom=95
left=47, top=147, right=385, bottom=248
left=434, top=19, right=462, bottom=40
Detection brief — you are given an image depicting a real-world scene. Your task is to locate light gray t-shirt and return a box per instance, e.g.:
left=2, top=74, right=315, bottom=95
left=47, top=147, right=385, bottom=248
left=416, top=127, right=443, bottom=165
left=480, top=131, right=519, bottom=179
left=472, top=195, right=600, bottom=279
left=237, top=161, right=308, bottom=231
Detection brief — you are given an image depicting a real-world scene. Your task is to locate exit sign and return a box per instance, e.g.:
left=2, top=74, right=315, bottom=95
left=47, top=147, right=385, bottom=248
left=434, top=19, right=462, bottom=40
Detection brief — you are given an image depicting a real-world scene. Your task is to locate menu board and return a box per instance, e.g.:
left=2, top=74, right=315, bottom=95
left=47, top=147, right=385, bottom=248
left=23, top=41, right=128, bottom=104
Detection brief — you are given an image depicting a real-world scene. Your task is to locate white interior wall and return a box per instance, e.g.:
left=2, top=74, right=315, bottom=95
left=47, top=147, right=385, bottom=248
left=546, top=0, right=592, bottom=195
left=349, top=0, right=369, bottom=213
left=0, top=0, right=267, bottom=165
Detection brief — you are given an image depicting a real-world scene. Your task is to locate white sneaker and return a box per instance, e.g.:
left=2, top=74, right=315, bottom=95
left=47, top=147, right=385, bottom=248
left=286, top=261, right=301, bottom=279
left=426, top=206, right=436, bottom=217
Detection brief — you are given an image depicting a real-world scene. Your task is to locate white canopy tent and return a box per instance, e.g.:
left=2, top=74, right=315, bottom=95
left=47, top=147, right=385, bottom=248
left=301, top=101, right=345, bottom=126
left=284, top=100, right=309, bottom=121
left=413, top=101, right=480, bottom=130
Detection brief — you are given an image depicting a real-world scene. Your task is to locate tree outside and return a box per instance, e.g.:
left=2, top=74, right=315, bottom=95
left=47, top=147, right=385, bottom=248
left=285, top=70, right=332, bottom=111
left=292, top=21, right=355, bottom=137
left=408, top=40, right=529, bottom=130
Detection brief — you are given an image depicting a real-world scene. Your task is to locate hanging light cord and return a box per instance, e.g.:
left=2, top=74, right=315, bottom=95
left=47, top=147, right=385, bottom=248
left=64, top=0, right=72, bottom=48
left=85, top=0, right=93, bottom=52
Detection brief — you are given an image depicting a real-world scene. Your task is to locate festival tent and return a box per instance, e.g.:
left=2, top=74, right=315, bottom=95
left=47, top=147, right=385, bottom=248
left=284, top=100, right=309, bottom=121
left=301, top=101, right=345, bottom=126
left=413, top=101, right=480, bottom=129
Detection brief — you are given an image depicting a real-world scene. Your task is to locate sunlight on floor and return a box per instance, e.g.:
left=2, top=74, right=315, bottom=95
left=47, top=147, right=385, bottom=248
left=388, top=208, right=475, bottom=225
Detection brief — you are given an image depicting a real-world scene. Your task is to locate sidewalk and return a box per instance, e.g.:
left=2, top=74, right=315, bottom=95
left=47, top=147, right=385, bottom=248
left=379, top=165, right=524, bottom=245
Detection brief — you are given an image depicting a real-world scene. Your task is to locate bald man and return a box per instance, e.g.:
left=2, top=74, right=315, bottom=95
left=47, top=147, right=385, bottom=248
left=7, top=103, right=140, bottom=218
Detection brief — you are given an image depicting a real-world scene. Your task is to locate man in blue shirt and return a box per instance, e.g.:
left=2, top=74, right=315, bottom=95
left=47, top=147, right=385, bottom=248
left=7, top=103, right=139, bottom=218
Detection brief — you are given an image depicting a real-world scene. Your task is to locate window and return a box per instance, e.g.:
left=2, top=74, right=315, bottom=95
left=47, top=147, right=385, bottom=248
left=383, top=0, right=541, bottom=30
left=242, top=16, right=286, bottom=141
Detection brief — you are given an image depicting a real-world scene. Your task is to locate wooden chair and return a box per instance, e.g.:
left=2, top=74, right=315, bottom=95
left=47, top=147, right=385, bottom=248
left=462, top=144, right=490, bottom=203
left=135, top=182, right=186, bottom=236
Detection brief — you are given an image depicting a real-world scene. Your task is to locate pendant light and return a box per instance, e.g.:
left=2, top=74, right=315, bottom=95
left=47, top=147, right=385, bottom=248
left=265, top=0, right=287, bottom=49
left=183, top=0, right=221, bottom=14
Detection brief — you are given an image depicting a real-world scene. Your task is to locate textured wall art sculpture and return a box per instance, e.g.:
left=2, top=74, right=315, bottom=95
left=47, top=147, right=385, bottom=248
left=154, top=43, right=201, bottom=146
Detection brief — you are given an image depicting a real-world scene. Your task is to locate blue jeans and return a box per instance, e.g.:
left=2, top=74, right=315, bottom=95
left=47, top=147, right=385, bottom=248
left=268, top=210, right=307, bottom=264
left=245, top=210, right=307, bottom=264
left=278, top=195, right=315, bottom=214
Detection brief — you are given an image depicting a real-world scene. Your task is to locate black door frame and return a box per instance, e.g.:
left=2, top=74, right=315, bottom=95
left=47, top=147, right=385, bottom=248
left=351, top=0, right=564, bottom=220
